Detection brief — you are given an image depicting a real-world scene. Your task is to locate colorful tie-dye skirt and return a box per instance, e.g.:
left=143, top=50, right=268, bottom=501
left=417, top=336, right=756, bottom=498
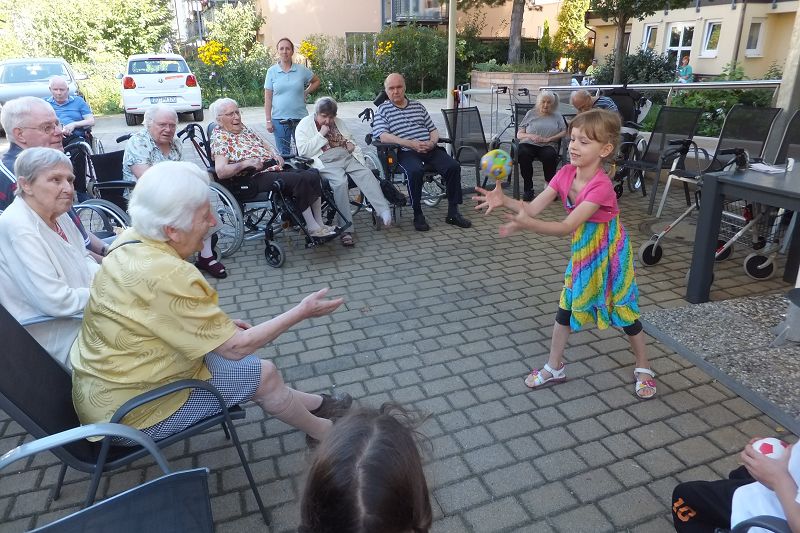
left=558, top=216, right=640, bottom=331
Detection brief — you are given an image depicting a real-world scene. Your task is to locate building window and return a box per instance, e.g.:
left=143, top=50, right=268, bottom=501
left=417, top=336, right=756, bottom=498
left=643, top=25, right=658, bottom=50
left=745, top=19, right=764, bottom=57
left=666, top=23, right=694, bottom=70
left=701, top=21, right=721, bottom=57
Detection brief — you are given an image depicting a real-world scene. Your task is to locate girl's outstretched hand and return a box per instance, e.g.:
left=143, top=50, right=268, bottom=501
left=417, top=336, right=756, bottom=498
left=473, top=185, right=505, bottom=215
left=499, top=204, right=534, bottom=237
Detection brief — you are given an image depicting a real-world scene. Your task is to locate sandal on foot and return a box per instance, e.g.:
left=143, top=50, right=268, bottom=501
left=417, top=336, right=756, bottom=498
left=634, top=367, right=657, bottom=399
left=195, top=255, right=227, bottom=279
left=340, top=233, right=355, bottom=247
left=524, top=363, right=566, bottom=389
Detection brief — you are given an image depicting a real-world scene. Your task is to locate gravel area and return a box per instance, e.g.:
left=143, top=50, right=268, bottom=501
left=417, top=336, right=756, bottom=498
left=643, top=294, right=800, bottom=423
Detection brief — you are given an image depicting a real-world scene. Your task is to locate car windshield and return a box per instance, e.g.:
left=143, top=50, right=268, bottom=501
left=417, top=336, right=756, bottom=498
left=129, top=59, right=190, bottom=75
left=0, top=62, right=71, bottom=84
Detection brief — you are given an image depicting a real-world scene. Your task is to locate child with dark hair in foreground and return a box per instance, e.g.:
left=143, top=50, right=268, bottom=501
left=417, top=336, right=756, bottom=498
left=299, top=403, right=432, bottom=533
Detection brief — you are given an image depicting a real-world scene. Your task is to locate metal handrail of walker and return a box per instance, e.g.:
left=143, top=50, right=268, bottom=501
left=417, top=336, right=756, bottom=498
left=540, top=79, right=783, bottom=107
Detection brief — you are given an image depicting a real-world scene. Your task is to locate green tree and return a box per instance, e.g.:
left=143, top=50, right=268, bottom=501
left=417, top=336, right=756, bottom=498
left=590, top=0, right=690, bottom=83
left=458, top=0, right=528, bottom=64
left=205, top=1, right=266, bottom=59
left=0, top=0, right=172, bottom=62
left=554, top=0, right=590, bottom=68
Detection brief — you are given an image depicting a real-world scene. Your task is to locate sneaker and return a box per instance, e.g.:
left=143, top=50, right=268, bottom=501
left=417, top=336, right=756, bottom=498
left=195, top=255, right=227, bottom=279
left=413, top=214, right=430, bottom=232
left=522, top=190, right=535, bottom=202
left=445, top=212, right=472, bottom=228
left=310, top=392, right=354, bottom=420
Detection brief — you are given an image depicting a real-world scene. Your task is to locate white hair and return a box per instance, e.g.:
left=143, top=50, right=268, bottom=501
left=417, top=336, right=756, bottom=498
left=209, top=97, right=238, bottom=120
left=143, top=105, right=178, bottom=127
left=128, top=161, right=210, bottom=241
left=0, top=97, right=53, bottom=144
left=14, top=147, right=72, bottom=197
left=48, top=75, right=68, bottom=89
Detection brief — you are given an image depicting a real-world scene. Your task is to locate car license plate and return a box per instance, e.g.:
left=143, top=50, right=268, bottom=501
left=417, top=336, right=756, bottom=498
left=150, top=97, right=177, bottom=104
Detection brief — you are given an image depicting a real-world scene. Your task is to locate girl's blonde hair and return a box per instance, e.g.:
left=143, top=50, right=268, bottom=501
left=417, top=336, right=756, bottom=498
left=568, top=109, right=621, bottom=159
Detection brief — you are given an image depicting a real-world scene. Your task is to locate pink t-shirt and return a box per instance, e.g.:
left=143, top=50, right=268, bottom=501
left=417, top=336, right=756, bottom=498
left=547, top=164, right=619, bottom=223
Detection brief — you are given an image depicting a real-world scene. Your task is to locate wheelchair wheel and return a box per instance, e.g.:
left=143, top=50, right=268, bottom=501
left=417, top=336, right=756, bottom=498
left=743, top=253, right=774, bottom=280
left=627, top=141, right=646, bottom=193
left=264, top=241, right=285, bottom=268
left=74, top=198, right=130, bottom=239
left=638, top=240, right=663, bottom=266
left=421, top=176, right=443, bottom=207
left=363, top=151, right=385, bottom=180
left=208, top=182, right=244, bottom=258
left=714, top=239, right=733, bottom=262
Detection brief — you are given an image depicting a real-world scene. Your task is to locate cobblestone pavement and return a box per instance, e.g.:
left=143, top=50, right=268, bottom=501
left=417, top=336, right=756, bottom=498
left=0, top=101, right=797, bottom=532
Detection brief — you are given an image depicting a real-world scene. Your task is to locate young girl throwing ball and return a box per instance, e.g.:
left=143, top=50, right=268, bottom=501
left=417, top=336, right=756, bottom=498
left=474, top=109, right=656, bottom=399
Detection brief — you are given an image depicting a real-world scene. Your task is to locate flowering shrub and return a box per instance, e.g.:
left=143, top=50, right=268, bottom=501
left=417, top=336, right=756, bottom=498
left=198, top=40, right=230, bottom=67
left=298, top=40, right=319, bottom=68
left=375, top=40, right=394, bottom=58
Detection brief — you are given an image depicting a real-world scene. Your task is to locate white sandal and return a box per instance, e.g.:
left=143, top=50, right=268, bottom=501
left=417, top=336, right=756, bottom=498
left=524, top=363, right=566, bottom=389
left=634, top=367, right=657, bottom=399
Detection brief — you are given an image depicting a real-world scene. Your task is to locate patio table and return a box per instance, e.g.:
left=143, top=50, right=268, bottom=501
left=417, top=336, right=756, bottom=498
left=686, top=165, right=800, bottom=303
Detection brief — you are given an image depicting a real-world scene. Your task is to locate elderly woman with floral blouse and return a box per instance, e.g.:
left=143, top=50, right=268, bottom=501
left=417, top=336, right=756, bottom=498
left=209, top=98, right=333, bottom=237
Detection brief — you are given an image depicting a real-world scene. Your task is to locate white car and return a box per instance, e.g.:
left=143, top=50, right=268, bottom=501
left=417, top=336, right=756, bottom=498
left=120, top=53, right=203, bottom=126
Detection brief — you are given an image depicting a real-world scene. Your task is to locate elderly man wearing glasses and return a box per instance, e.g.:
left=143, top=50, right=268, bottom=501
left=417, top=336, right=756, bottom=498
left=122, top=104, right=228, bottom=278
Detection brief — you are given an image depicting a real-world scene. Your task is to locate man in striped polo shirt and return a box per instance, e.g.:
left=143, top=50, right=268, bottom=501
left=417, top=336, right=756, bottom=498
left=372, top=73, right=471, bottom=232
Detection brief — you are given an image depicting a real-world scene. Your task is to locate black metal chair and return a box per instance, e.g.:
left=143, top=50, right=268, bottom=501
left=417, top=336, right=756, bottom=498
left=729, top=516, right=791, bottom=532
left=775, top=109, right=800, bottom=165
left=0, top=423, right=214, bottom=532
left=655, top=104, right=781, bottom=217
left=613, top=106, right=703, bottom=215
left=440, top=106, right=493, bottom=189
left=0, top=303, right=269, bottom=524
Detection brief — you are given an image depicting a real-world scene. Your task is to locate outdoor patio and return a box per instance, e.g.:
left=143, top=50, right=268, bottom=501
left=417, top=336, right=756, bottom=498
left=0, top=100, right=797, bottom=532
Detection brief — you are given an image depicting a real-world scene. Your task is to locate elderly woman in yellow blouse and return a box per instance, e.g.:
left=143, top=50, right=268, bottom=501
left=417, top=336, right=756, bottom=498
left=0, top=147, right=99, bottom=369
left=70, top=161, right=352, bottom=445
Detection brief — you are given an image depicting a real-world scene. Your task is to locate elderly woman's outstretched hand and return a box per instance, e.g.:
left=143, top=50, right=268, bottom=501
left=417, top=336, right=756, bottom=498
left=300, top=288, right=344, bottom=318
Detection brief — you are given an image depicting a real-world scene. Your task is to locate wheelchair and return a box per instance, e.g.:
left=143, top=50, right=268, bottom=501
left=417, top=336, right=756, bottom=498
left=178, top=122, right=351, bottom=268
left=358, top=91, right=446, bottom=219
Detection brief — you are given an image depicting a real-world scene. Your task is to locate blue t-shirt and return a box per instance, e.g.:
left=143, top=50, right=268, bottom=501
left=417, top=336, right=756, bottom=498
left=263, top=63, right=313, bottom=120
left=46, top=95, right=93, bottom=136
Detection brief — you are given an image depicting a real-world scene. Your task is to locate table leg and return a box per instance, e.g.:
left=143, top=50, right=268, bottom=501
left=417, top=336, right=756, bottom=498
left=686, top=177, right=724, bottom=303
left=784, top=216, right=800, bottom=284
left=511, top=153, right=520, bottom=200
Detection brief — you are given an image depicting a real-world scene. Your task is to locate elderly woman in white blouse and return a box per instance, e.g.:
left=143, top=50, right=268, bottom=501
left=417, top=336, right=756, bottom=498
left=0, top=147, right=99, bottom=369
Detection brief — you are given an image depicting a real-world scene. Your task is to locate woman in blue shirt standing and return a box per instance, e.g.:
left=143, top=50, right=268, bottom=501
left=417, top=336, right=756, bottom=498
left=264, top=38, right=321, bottom=156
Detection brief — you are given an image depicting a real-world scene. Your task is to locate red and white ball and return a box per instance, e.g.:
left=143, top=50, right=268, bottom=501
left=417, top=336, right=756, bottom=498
left=752, top=437, right=789, bottom=459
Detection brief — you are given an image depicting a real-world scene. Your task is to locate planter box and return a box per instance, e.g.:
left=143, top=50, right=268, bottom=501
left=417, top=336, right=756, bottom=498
left=469, top=70, right=573, bottom=95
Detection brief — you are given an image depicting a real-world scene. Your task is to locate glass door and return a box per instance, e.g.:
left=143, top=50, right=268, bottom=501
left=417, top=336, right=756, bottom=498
left=666, top=23, right=694, bottom=70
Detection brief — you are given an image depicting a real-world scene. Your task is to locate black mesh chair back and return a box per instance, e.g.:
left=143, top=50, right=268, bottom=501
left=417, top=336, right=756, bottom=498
left=0, top=304, right=99, bottom=465
left=707, top=104, right=781, bottom=172
left=602, top=87, right=642, bottom=124
left=35, top=469, right=213, bottom=533
left=440, top=107, right=489, bottom=164
left=640, top=106, right=703, bottom=166
left=0, top=424, right=213, bottom=533
left=89, top=150, right=128, bottom=210
left=774, top=109, right=800, bottom=165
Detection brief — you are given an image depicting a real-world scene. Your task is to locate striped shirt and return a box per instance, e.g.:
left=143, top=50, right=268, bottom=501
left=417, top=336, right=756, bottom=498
left=593, top=96, right=619, bottom=112
left=372, top=99, right=435, bottom=148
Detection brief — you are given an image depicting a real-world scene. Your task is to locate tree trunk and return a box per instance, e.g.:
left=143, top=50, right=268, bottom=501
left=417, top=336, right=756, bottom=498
left=612, top=18, right=627, bottom=84
left=508, top=0, right=525, bottom=64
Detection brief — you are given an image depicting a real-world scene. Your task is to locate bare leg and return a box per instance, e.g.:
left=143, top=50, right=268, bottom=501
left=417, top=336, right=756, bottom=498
left=251, top=360, right=330, bottom=440
left=301, top=207, right=322, bottom=232
left=310, top=198, right=324, bottom=225
left=629, top=332, right=656, bottom=398
left=525, top=322, right=570, bottom=387
left=199, top=237, right=213, bottom=258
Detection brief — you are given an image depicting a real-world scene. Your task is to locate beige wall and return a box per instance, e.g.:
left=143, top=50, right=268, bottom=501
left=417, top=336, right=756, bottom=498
left=591, top=1, right=795, bottom=78
left=255, top=0, right=381, bottom=48
left=254, top=0, right=567, bottom=49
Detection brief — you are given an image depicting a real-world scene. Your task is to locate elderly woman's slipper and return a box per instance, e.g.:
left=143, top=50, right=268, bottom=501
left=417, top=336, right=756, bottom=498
left=196, top=255, right=227, bottom=279
left=340, top=233, right=355, bottom=247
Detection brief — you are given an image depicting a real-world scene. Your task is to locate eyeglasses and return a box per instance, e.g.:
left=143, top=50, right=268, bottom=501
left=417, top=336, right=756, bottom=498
left=19, top=121, right=62, bottom=135
left=220, top=110, right=241, bottom=118
left=154, top=121, right=178, bottom=129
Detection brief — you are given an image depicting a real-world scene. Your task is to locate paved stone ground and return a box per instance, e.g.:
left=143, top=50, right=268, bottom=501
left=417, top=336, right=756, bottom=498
left=0, top=101, right=797, bottom=532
